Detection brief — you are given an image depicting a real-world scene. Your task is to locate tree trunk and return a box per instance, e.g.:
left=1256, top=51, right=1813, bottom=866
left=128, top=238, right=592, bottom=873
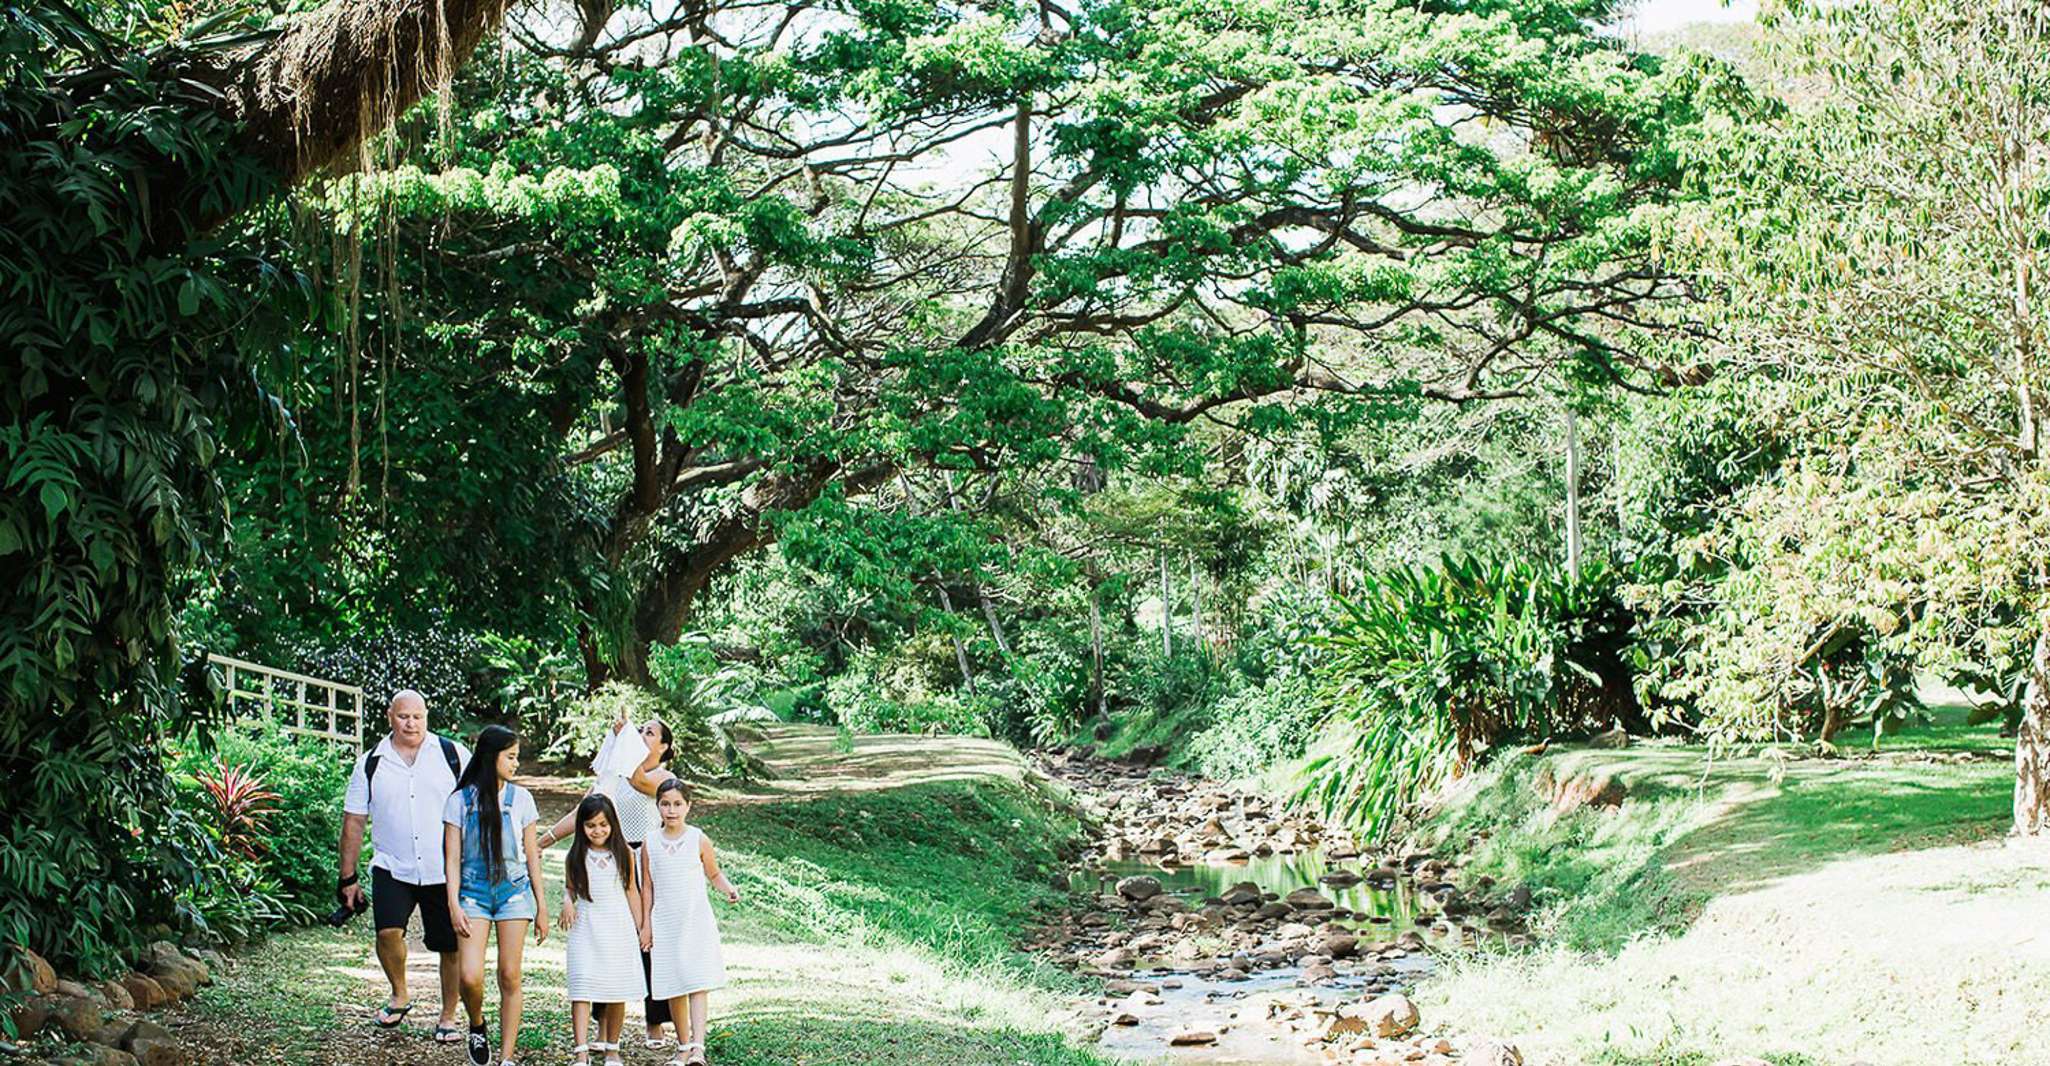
left=976, top=583, right=1014, bottom=658
left=935, top=582, right=978, bottom=695
left=1187, top=552, right=1205, bottom=653
left=2014, top=625, right=2050, bottom=834
left=1564, top=404, right=1583, bottom=581
left=1157, top=548, right=1173, bottom=657
left=1088, top=584, right=1106, bottom=719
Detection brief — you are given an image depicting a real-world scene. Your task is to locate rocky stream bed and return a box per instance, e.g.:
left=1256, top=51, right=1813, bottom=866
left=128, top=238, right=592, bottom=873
left=1030, top=753, right=1535, bottom=1066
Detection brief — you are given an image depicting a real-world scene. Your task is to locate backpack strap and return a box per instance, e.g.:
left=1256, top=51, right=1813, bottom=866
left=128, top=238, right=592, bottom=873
left=363, top=736, right=461, bottom=807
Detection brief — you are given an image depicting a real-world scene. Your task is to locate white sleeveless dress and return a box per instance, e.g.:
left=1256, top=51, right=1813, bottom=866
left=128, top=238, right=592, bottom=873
left=564, top=851, right=647, bottom=1003
left=647, top=825, right=727, bottom=998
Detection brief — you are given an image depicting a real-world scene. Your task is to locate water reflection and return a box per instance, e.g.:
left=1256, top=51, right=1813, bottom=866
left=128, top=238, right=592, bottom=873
left=1089, top=850, right=1422, bottom=929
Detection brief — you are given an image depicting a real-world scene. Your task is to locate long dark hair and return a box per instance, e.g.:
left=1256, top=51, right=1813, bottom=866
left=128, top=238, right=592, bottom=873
left=641, top=718, right=676, bottom=777
left=455, top=725, right=520, bottom=882
left=565, top=794, right=634, bottom=902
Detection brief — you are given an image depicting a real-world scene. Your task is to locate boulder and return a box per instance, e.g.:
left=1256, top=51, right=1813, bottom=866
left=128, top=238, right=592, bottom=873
left=1115, top=875, right=1163, bottom=902
left=9, top=993, right=50, bottom=1040
left=139, top=945, right=205, bottom=1002
left=120, top=974, right=166, bottom=1010
left=42, top=992, right=109, bottom=1041
left=52, top=979, right=105, bottom=1005
left=97, top=980, right=135, bottom=1011
left=128, top=1038, right=191, bottom=1066
left=119, top=1019, right=175, bottom=1050
left=1356, top=993, right=1419, bottom=1037
left=50, top=1049, right=139, bottom=1066
left=6, top=947, right=56, bottom=995
left=1461, top=1040, right=1524, bottom=1066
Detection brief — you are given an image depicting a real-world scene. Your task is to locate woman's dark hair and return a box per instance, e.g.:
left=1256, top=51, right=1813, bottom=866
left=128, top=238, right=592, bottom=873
left=565, top=794, right=634, bottom=902
left=454, top=725, right=520, bottom=882
left=648, top=719, right=675, bottom=764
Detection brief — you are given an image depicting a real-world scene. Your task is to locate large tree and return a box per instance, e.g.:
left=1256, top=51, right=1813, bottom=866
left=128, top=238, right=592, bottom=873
left=1665, top=0, right=2050, bottom=829
left=0, top=0, right=513, bottom=966
left=291, top=0, right=1725, bottom=684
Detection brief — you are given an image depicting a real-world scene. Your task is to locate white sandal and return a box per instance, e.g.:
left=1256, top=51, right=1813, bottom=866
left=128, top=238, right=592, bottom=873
left=680, top=1041, right=707, bottom=1066
left=596, top=1042, right=625, bottom=1066
left=569, top=1044, right=591, bottom=1065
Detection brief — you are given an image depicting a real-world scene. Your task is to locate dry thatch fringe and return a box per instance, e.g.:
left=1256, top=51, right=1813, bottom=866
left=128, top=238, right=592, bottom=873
left=172, top=0, right=513, bottom=191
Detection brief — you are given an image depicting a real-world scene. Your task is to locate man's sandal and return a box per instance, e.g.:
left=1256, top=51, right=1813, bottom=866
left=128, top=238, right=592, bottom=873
left=372, top=1002, right=414, bottom=1028
left=433, top=1023, right=465, bottom=1044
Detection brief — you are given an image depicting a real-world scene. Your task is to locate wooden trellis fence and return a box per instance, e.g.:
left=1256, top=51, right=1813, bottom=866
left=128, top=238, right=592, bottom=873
left=207, top=653, right=366, bottom=753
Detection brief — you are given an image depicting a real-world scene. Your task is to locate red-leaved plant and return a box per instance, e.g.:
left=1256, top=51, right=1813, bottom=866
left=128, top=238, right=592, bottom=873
left=197, top=760, right=281, bottom=861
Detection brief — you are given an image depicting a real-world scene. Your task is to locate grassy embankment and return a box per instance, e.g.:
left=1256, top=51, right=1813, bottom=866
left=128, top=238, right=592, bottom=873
left=172, top=726, right=1110, bottom=1066
left=1328, top=709, right=2034, bottom=1065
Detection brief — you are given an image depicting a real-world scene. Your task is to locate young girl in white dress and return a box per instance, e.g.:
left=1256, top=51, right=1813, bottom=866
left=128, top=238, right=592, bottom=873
left=639, top=779, right=740, bottom=1066
left=559, top=795, right=649, bottom=1066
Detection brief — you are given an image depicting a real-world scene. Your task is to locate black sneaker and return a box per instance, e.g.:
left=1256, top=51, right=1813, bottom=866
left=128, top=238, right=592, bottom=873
left=466, top=1026, right=490, bottom=1066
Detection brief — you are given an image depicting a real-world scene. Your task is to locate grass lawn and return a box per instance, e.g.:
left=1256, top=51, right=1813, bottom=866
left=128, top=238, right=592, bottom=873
left=166, top=728, right=1112, bottom=1066
left=1403, top=707, right=2047, bottom=1065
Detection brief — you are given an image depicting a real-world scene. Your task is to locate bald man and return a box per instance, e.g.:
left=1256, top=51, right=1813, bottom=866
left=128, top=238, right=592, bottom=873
left=339, top=690, right=472, bottom=1041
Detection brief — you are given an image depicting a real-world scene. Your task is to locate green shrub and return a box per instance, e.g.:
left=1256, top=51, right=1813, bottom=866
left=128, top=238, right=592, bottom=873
left=1306, top=555, right=1636, bottom=841
left=167, top=729, right=351, bottom=910
left=1185, top=674, right=1326, bottom=781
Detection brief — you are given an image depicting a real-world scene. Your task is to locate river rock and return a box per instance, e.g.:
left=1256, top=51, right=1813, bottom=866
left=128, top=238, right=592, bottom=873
left=1116, top=875, right=1163, bottom=901
left=1257, top=901, right=1293, bottom=919
left=1319, top=933, right=1359, bottom=958
left=1220, top=883, right=1263, bottom=906
left=1284, top=887, right=1333, bottom=910
left=1168, top=1029, right=1218, bottom=1046
left=1461, top=1040, right=1524, bottom=1066
left=1320, top=869, right=1363, bottom=887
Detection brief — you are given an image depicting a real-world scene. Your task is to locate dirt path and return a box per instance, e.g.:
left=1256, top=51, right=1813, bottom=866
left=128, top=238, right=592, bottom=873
left=158, top=724, right=1084, bottom=1066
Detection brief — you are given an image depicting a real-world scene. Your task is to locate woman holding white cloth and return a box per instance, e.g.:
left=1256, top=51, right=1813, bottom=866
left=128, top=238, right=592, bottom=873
left=539, top=712, right=680, bottom=1048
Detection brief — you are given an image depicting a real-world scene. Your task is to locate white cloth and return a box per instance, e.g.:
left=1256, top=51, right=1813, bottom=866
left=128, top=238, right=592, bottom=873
left=565, top=850, right=647, bottom=1004
left=646, top=825, right=726, bottom=998
left=441, top=783, right=542, bottom=872
left=592, top=725, right=658, bottom=845
left=343, top=733, right=471, bottom=886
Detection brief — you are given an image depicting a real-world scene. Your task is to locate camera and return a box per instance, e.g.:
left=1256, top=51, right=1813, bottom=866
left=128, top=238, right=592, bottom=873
left=327, top=875, right=370, bottom=927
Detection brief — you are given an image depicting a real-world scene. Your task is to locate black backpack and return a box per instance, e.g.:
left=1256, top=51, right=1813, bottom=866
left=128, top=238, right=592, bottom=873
left=363, top=735, right=463, bottom=804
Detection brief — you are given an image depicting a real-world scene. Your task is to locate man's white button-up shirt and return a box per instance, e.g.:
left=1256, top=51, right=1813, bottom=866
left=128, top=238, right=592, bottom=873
left=343, top=732, right=471, bottom=886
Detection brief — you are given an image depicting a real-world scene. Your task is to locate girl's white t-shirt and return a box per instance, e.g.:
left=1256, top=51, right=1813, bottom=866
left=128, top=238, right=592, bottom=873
left=441, top=784, right=542, bottom=865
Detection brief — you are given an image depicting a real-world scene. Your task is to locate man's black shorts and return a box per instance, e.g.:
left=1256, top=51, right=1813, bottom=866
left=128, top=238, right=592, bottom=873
left=371, top=867, right=457, bottom=954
